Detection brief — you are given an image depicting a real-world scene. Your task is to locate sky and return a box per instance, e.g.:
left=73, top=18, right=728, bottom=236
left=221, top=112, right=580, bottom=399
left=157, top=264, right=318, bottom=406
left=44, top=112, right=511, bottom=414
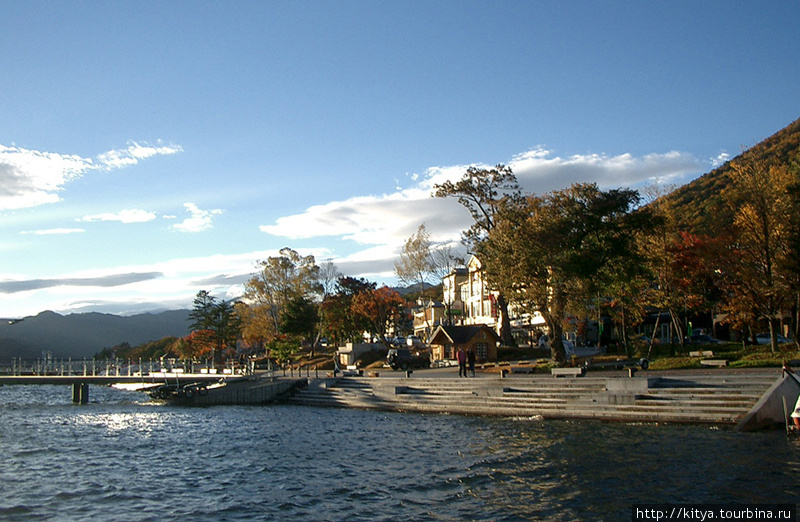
left=1, top=1, right=798, bottom=318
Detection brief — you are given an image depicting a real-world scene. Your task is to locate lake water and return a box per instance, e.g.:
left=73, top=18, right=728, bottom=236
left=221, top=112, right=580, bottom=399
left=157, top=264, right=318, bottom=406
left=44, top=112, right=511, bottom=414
left=0, top=385, right=798, bottom=521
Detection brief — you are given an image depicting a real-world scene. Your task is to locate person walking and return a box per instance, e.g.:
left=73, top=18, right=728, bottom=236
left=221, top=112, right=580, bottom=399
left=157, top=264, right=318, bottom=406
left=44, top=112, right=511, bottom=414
left=467, top=349, right=476, bottom=377
left=457, top=347, right=467, bottom=378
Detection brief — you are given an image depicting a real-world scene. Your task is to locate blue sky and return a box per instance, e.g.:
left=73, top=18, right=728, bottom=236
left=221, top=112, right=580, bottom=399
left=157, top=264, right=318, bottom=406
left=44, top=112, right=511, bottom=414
left=1, top=1, right=798, bottom=318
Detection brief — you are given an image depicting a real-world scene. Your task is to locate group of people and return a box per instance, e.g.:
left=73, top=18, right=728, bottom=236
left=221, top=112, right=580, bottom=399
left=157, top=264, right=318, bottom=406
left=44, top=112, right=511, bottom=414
left=456, top=347, right=476, bottom=378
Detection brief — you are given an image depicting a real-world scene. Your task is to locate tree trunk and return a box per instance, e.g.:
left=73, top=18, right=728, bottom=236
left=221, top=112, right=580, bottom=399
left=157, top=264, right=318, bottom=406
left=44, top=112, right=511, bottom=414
left=550, top=320, right=565, bottom=363
left=668, top=307, right=685, bottom=350
left=647, top=312, right=662, bottom=359
left=496, top=294, right=516, bottom=347
left=791, top=292, right=800, bottom=349
left=545, top=286, right=568, bottom=363
left=620, top=304, right=630, bottom=358
left=768, top=318, right=779, bottom=353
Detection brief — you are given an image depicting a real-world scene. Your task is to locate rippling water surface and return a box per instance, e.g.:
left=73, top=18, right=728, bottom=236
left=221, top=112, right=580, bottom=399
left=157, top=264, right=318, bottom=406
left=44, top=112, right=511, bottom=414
left=1, top=385, right=798, bottom=521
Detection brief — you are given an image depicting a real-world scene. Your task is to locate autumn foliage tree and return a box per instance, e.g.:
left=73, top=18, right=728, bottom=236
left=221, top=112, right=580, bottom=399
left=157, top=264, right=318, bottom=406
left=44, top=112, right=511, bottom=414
left=241, top=247, right=323, bottom=351
left=351, top=286, right=408, bottom=344
left=721, top=158, right=796, bottom=351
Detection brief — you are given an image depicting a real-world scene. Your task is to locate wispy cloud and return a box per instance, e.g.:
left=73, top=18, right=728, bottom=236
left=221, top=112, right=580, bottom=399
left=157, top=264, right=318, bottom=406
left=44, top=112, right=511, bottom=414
left=0, top=141, right=182, bottom=211
left=0, top=272, right=163, bottom=293
left=171, top=203, right=223, bottom=233
left=78, top=208, right=157, bottom=224
left=20, top=228, right=85, bottom=235
left=95, top=141, right=182, bottom=170
left=0, top=249, right=280, bottom=316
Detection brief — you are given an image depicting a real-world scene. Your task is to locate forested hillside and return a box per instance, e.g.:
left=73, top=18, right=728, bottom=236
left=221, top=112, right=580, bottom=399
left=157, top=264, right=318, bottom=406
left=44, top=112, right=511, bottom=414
left=0, top=310, right=191, bottom=361
left=661, top=117, right=800, bottom=235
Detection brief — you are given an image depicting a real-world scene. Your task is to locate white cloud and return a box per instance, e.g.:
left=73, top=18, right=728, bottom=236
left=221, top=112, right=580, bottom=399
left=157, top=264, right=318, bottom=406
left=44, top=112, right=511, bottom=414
left=20, top=228, right=86, bottom=235
left=0, top=141, right=182, bottom=211
left=260, top=148, right=706, bottom=253
left=171, top=203, right=223, bottom=232
left=0, top=249, right=278, bottom=316
left=96, top=141, right=183, bottom=170
left=0, top=145, right=94, bottom=209
left=710, top=151, right=730, bottom=167
left=0, top=146, right=711, bottom=317
left=78, top=208, right=157, bottom=224
left=509, top=147, right=703, bottom=192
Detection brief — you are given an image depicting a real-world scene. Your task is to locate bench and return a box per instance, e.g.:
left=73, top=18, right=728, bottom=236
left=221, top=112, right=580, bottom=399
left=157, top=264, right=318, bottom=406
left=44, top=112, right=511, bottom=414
left=700, top=359, right=729, bottom=367
left=689, top=350, right=715, bottom=358
left=551, top=367, right=586, bottom=378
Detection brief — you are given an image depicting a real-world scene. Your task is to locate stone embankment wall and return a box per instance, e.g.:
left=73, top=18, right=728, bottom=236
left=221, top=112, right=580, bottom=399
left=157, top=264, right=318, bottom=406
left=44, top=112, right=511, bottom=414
left=175, top=375, right=306, bottom=406
left=286, top=370, right=788, bottom=429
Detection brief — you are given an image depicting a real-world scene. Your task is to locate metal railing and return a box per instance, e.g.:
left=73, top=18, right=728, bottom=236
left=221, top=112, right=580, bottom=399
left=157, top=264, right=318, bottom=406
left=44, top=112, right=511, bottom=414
left=0, top=356, right=264, bottom=377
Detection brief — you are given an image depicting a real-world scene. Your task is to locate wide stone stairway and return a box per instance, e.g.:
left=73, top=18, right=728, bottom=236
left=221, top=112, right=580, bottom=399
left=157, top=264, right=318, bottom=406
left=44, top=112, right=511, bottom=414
left=284, top=371, right=779, bottom=426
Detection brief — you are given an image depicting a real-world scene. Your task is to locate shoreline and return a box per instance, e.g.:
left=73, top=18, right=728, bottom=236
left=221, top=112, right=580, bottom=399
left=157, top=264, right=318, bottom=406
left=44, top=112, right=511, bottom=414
left=284, top=366, right=797, bottom=431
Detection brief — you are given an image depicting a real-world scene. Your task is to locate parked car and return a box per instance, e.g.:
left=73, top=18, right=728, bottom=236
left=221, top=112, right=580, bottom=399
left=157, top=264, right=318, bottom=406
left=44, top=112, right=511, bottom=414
left=538, top=334, right=576, bottom=355
left=755, top=333, right=792, bottom=345
left=406, top=335, right=424, bottom=348
left=688, top=334, right=722, bottom=344
left=387, top=348, right=430, bottom=371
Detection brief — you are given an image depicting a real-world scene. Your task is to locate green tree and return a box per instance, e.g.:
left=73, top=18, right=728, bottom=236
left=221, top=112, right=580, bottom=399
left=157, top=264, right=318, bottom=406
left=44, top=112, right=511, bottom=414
left=188, top=290, right=216, bottom=332
left=269, top=337, right=299, bottom=367
left=479, top=183, right=647, bottom=362
left=209, top=298, right=241, bottom=360
left=434, top=164, right=521, bottom=346
left=281, top=295, right=320, bottom=353
left=188, top=291, right=242, bottom=362
left=319, top=277, right=376, bottom=346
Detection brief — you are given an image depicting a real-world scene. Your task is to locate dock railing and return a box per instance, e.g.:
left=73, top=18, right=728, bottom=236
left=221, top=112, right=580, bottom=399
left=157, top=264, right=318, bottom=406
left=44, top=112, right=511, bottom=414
left=0, top=356, right=260, bottom=378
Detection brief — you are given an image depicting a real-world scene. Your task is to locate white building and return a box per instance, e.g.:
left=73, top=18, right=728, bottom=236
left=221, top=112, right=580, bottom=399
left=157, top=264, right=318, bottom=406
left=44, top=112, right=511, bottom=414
left=442, top=255, right=546, bottom=345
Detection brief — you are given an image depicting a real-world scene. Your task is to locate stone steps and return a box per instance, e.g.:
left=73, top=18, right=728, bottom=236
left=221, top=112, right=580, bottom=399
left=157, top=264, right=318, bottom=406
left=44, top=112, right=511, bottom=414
left=284, top=373, right=778, bottom=425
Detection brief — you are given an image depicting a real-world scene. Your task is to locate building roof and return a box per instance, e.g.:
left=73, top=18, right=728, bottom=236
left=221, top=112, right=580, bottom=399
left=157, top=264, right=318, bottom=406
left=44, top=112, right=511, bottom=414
left=429, top=324, right=500, bottom=345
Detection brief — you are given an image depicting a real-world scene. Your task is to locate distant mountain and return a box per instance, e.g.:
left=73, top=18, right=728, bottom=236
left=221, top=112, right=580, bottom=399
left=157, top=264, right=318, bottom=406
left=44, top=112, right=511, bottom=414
left=661, top=116, right=800, bottom=235
left=0, top=310, right=191, bottom=361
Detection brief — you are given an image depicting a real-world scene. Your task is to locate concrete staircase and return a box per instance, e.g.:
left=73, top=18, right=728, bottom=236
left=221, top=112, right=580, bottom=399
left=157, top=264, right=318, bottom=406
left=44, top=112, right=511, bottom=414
left=284, top=372, right=779, bottom=426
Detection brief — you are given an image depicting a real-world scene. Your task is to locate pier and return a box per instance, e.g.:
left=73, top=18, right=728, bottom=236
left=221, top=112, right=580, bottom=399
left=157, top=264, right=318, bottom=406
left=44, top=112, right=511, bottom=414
left=0, top=373, right=247, bottom=404
left=0, top=356, right=265, bottom=403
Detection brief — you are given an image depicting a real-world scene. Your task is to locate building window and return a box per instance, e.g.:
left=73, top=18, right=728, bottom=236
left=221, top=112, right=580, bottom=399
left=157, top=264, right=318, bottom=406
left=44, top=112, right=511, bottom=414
left=445, top=344, right=453, bottom=359
left=476, top=342, right=488, bottom=360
